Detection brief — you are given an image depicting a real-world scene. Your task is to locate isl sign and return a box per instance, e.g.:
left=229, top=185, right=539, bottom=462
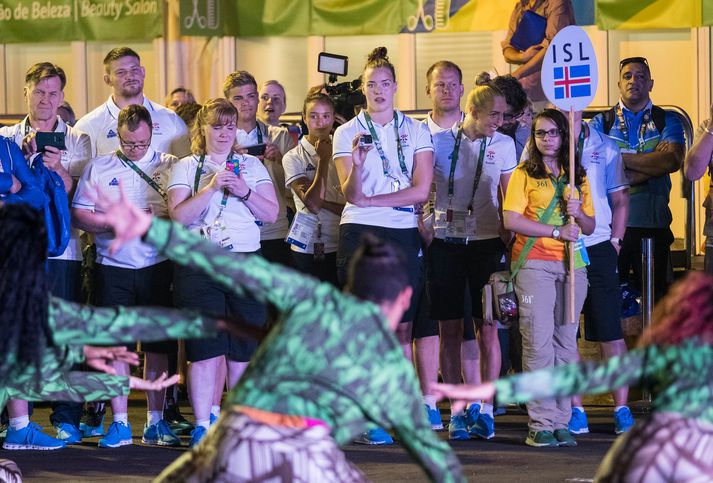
left=541, top=26, right=598, bottom=112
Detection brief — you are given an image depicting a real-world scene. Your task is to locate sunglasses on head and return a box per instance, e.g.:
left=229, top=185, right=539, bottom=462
left=619, top=57, right=649, bottom=72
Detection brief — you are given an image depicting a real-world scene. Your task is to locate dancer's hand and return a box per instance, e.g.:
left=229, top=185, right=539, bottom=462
left=130, top=372, right=180, bottom=391
left=90, top=182, right=153, bottom=255
left=430, top=382, right=496, bottom=413
left=83, top=346, right=140, bottom=375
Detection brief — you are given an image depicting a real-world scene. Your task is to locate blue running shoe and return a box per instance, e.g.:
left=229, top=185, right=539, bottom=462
left=448, top=415, right=469, bottom=441
left=568, top=408, right=589, bottom=435
left=79, top=411, right=105, bottom=437
left=55, top=423, right=82, bottom=444
left=142, top=420, right=181, bottom=446
left=3, top=423, right=66, bottom=450
left=98, top=422, right=132, bottom=448
left=354, top=428, right=394, bottom=445
left=614, top=407, right=634, bottom=435
left=425, top=405, right=443, bottom=431
left=464, top=403, right=481, bottom=431
left=470, top=413, right=495, bottom=439
left=189, top=425, right=207, bottom=448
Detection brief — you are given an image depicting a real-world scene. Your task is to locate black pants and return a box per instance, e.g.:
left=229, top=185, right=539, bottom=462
left=618, top=227, right=673, bottom=302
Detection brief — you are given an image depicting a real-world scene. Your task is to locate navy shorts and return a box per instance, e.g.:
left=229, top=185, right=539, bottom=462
left=173, top=263, right=267, bottom=362
left=583, top=241, right=624, bottom=342
left=428, top=237, right=505, bottom=321
left=94, top=260, right=177, bottom=354
left=336, top=223, right=424, bottom=323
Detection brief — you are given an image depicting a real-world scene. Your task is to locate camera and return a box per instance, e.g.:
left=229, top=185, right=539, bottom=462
left=318, top=52, right=366, bottom=124
left=359, top=134, right=373, bottom=146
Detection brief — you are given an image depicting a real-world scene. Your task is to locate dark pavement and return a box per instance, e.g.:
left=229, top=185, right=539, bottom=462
left=5, top=403, right=625, bottom=482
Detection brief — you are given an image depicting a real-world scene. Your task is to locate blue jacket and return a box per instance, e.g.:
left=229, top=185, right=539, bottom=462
left=0, top=136, right=44, bottom=209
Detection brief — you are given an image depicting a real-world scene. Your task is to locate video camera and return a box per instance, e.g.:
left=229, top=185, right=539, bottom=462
left=318, top=52, right=365, bottom=124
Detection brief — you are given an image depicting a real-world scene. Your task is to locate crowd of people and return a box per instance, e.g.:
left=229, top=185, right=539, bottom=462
left=1, top=37, right=713, bottom=482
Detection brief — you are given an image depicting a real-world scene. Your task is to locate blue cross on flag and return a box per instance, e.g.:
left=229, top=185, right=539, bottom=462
left=541, top=26, right=598, bottom=111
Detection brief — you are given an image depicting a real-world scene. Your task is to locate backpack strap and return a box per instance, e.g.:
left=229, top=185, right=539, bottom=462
left=602, top=106, right=617, bottom=135
left=651, top=105, right=667, bottom=135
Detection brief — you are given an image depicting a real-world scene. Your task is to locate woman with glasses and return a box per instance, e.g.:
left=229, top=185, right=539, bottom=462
left=500, top=108, right=595, bottom=448
left=167, top=98, right=279, bottom=447
left=333, top=47, right=433, bottom=445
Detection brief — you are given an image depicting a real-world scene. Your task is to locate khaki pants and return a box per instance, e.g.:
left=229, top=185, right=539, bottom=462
left=514, top=260, right=588, bottom=432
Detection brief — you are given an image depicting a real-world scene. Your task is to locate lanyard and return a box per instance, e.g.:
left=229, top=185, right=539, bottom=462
left=24, top=118, right=59, bottom=136
left=116, top=150, right=166, bottom=201
left=575, top=124, right=585, bottom=163
left=446, top=126, right=486, bottom=216
left=616, top=104, right=650, bottom=153
left=363, top=111, right=409, bottom=179
left=256, top=122, right=264, bottom=144
left=194, top=154, right=235, bottom=221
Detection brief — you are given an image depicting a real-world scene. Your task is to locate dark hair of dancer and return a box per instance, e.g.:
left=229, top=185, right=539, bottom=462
left=478, top=72, right=528, bottom=115
left=643, top=272, right=713, bottom=346
left=0, top=204, right=54, bottom=380
left=346, top=233, right=409, bottom=305
left=523, top=108, right=586, bottom=186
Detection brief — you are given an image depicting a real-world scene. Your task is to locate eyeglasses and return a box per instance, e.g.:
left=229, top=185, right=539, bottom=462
left=619, top=57, right=649, bottom=72
left=533, top=129, right=562, bottom=139
left=119, top=136, right=151, bottom=151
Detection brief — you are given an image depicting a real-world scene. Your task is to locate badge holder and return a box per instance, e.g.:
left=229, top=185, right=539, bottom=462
left=286, top=211, right=318, bottom=250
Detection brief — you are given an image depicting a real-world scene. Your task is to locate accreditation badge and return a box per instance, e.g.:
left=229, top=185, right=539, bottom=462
left=445, top=210, right=476, bottom=244
left=285, top=210, right=318, bottom=250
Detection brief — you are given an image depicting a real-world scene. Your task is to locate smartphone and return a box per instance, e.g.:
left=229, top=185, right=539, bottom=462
left=226, top=160, right=240, bottom=175
left=246, top=143, right=267, bottom=156
left=36, top=131, right=67, bottom=152
left=359, top=134, right=373, bottom=146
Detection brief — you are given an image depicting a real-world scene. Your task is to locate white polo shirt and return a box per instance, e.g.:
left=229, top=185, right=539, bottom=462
left=73, top=148, right=176, bottom=269
left=75, top=95, right=190, bottom=158
left=333, top=109, right=434, bottom=229
left=236, top=120, right=296, bottom=240
left=579, top=126, right=629, bottom=247
left=167, top=153, right=273, bottom=253
left=283, top=137, right=345, bottom=254
left=0, top=115, right=91, bottom=261
left=429, top=123, right=517, bottom=241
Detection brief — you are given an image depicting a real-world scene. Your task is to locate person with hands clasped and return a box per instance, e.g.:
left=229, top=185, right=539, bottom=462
left=502, top=108, right=594, bottom=448
left=283, top=93, right=345, bottom=285
left=167, top=98, right=278, bottom=448
left=333, top=46, right=434, bottom=446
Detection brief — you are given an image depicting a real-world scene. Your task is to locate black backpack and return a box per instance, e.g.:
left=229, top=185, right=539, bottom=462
left=601, top=104, right=666, bottom=136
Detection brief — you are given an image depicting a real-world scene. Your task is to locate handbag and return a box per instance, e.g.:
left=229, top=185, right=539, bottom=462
left=482, top=177, right=565, bottom=325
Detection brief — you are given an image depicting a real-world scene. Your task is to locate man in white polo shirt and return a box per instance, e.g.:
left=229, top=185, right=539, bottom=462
left=75, top=47, right=190, bottom=159
left=72, top=105, right=180, bottom=449
left=223, top=71, right=296, bottom=266
left=0, top=62, right=91, bottom=451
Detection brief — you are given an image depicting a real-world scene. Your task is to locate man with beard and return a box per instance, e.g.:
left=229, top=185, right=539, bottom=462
left=75, top=47, right=190, bottom=159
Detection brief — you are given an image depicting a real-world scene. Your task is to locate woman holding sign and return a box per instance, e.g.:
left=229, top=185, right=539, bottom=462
left=167, top=98, right=278, bottom=447
left=333, top=47, right=433, bottom=445
left=501, top=108, right=594, bottom=447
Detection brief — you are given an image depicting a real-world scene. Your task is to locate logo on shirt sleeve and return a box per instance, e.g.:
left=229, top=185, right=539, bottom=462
left=109, top=177, right=119, bottom=186
left=107, top=129, right=117, bottom=139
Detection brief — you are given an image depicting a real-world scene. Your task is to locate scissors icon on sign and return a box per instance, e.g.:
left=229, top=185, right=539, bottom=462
left=184, top=0, right=207, bottom=29
left=407, top=0, right=434, bottom=31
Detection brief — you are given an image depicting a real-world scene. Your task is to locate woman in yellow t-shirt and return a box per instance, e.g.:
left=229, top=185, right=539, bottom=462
left=503, top=108, right=595, bottom=448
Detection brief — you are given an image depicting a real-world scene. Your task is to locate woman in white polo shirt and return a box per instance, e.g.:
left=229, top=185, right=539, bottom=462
left=427, top=83, right=516, bottom=441
left=167, top=98, right=278, bottom=447
left=333, top=47, right=434, bottom=445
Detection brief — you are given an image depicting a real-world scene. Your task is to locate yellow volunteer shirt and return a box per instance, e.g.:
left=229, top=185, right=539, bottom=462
left=504, top=165, right=594, bottom=262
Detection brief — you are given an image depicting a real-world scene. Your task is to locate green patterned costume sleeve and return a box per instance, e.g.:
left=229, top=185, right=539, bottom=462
left=494, top=339, right=713, bottom=422
left=49, top=297, right=219, bottom=345
left=144, top=218, right=465, bottom=483
left=6, top=372, right=128, bottom=403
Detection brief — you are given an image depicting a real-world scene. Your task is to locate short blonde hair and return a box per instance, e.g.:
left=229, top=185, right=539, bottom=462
left=190, top=98, right=237, bottom=155
left=465, top=84, right=503, bottom=113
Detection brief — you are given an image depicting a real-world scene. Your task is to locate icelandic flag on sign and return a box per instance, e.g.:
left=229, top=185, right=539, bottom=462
left=553, top=65, right=591, bottom=100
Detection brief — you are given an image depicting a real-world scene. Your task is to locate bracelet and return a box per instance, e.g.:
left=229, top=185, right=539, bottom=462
left=238, top=188, right=252, bottom=202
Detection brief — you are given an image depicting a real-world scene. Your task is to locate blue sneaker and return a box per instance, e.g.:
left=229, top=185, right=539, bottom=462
left=79, top=412, right=105, bottom=437
left=354, top=428, right=394, bottom=445
left=470, top=413, right=495, bottom=439
left=189, top=425, right=207, bottom=448
left=464, top=403, right=481, bottom=431
left=55, top=423, right=82, bottom=444
left=568, top=408, right=589, bottom=435
left=425, top=405, right=443, bottom=431
left=448, top=415, right=469, bottom=441
left=142, top=420, right=181, bottom=446
left=98, top=422, right=132, bottom=448
left=2, top=423, right=66, bottom=450
left=614, top=407, right=634, bottom=435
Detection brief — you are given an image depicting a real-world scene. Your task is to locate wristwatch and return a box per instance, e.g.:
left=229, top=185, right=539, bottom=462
left=551, top=226, right=560, bottom=240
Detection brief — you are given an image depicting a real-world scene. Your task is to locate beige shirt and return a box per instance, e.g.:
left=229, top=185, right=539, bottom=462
left=502, top=0, right=576, bottom=102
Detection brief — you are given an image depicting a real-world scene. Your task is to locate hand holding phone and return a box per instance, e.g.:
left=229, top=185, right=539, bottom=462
left=246, top=143, right=267, bottom=156
left=36, top=132, right=67, bottom=152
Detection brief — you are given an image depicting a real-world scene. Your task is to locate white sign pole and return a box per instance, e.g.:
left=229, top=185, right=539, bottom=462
left=540, top=26, right=598, bottom=325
